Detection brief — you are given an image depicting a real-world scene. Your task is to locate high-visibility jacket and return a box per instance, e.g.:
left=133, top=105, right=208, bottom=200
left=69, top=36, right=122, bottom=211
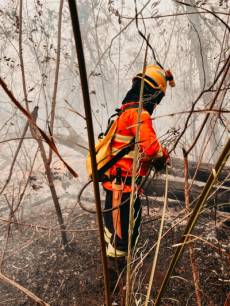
left=103, top=103, right=164, bottom=191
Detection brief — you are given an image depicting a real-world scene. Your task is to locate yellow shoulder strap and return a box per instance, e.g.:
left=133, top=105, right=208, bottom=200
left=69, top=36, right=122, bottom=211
left=86, top=119, right=118, bottom=177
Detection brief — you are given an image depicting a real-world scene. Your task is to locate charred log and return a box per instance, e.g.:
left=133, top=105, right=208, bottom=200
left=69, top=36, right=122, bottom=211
left=144, top=178, right=229, bottom=208
left=169, top=158, right=230, bottom=187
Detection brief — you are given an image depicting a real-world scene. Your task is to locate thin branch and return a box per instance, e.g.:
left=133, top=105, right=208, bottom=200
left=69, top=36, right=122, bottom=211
left=0, top=107, right=37, bottom=195
left=0, top=272, right=50, bottom=306
left=113, top=11, right=230, bottom=21
left=67, top=1, right=111, bottom=304
left=154, top=138, right=230, bottom=305
left=0, top=195, right=15, bottom=271
left=0, top=218, right=97, bottom=233
left=189, top=18, right=206, bottom=91
left=172, top=54, right=230, bottom=152
left=89, top=0, right=152, bottom=77
left=175, top=0, right=230, bottom=31
left=0, top=77, right=78, bottom=178
left=187, top=56, right=230, bottom=154
left=144, top=167, right=169, bottom=306
left=151, top=108, right=230, bottom=121
left=125, top=34, right=149, bottom=306
left=48, top=0, right=64, bottom=165
left=18, top=0, right=69, bottom=247
left=183, top=150, right=202, bottom=306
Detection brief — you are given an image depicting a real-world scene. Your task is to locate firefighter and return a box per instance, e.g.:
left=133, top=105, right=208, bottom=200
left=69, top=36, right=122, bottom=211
left=102, top=65, right=175, bottom=287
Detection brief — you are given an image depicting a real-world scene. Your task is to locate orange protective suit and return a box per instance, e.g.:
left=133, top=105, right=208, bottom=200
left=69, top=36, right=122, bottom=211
left=102, top=102, right=164, bottom=192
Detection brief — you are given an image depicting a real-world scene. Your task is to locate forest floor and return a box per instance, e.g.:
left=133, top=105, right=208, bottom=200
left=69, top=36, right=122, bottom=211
left=0, top=195, right=229, bottom=306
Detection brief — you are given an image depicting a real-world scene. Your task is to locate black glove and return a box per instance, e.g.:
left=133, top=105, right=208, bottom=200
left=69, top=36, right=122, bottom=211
left=152, top=156, right=167, bottom=172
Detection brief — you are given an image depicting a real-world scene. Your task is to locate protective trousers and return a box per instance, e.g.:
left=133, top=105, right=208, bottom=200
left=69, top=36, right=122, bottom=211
left=103, top=189, right=142, bottom=258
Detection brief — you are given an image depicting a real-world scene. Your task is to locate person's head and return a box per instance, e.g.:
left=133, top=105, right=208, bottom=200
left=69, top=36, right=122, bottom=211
left=122, top=64, right=175, bottom=114
left=133, top=64, right=175, bottom=109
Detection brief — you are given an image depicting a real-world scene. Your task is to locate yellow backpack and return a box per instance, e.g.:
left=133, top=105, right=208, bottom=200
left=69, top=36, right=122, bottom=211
left=86, top=119, right=118, bottom=178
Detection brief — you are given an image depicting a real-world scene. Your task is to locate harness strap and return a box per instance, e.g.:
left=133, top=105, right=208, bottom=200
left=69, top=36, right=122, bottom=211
left=120, top=102, right=139, bottom=111
left=96, top=102, right=143, bottom=181
left=97, top=139, right=135, bottom=180
left=111, top=147, right=135, bottom=159
left=113, top=133, right=134, bottom=144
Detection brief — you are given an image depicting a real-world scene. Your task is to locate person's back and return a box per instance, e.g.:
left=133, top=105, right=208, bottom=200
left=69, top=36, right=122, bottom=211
left=104, top=103, right=163, bottom=182
left=102, top=64, right=175, bottom=290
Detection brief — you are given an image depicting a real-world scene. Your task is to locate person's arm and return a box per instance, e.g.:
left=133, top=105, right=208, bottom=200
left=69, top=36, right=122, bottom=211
left=131, top=110, right=170, bottom=172
left=131, top=110, right=163, bottom=158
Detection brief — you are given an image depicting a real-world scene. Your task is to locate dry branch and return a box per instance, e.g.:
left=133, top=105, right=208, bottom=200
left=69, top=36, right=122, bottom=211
left=144, top=167, right=169, bottom=306
left=183, top=151, right=202, bottom=306
left=187, top=55, right=230, bottom=154
left=169, top=157, right=230, bottom=186
left=0, top=272, right=50, bottom=306
left=67, top=1, right=111, bottom=304
left=144, top=177, right=229, bottom=204
left=17, top=1, right=69, bottom=247
left=172, top=54, right=230, bottom=152
left=48, top=0, right=64, bottom=165
left=125, top=35, right=149, bottom=306
left=0, top=77, right=78, bottom=178
left=0, top=106, right=37, bottom=195
left=154, top=138, right=230, bottom=305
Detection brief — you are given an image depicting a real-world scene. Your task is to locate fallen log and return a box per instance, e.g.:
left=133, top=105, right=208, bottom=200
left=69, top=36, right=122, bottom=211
left=169, top=158, right=230, bottom=187
left=144, top=178, right=229, bottom=206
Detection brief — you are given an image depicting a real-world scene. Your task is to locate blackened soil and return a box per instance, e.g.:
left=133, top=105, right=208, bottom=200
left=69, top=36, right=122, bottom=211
left=0, top=203, right=229, bottom=306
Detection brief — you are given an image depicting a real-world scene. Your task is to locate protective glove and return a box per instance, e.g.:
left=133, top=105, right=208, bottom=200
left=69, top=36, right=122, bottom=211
left=152, top=147, right=170, bottom=171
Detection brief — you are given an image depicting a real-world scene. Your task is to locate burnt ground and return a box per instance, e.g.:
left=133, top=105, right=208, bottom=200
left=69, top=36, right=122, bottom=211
left=0, top=199, right=229, bottom=306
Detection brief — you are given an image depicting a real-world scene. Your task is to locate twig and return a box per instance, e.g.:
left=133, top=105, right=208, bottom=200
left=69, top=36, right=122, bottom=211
left=154, top=138, right=230, bottom=305
left=111, top=11, right=230, bottom=21
left=125, top=34, right=149, bottom=306
left=173, top=234, right=229, bottom=255
left=172, top=54, right=230, bottom=152
left=144, top=167, right=169, bottom=306
left=3, top=194, right=17, bottom=224
left=18, top=0, right=69, bottom=247
left=90, top=0, right=152, bottom=77
left=64, top=99, right=86, bottom=120
left=0, top=137, right=35, bottom=144
left=175, top=1, right=230, bottom=31
left=0, top=77, right=77, bottom=178
left=183, top=150, right=202, bottom=306
left=0, top=218, right=97, bottom=232
left=67, top=1, right=111, bottom=305
left=0, top=195, right=15, bottom=271
left=187, top=56, right=230, bottom=154
left=0, top=272, right=50, bottom=306
left=48, top=0, right=64, bottom=165
left=0, top=107, right=37, bottom=195
left=224, top=292, right=230, bottom=306
left=12, top=147, right=39, bottom=217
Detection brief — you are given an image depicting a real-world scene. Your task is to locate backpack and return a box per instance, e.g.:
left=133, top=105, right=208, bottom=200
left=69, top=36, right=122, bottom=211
left=86, top=118, right=118, bottom=178
left=86, top=107, right=136, bottom=180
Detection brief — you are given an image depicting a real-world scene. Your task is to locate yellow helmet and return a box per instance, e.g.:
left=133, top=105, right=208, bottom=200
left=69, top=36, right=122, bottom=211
left=134, top=64, right=175, bottom=95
